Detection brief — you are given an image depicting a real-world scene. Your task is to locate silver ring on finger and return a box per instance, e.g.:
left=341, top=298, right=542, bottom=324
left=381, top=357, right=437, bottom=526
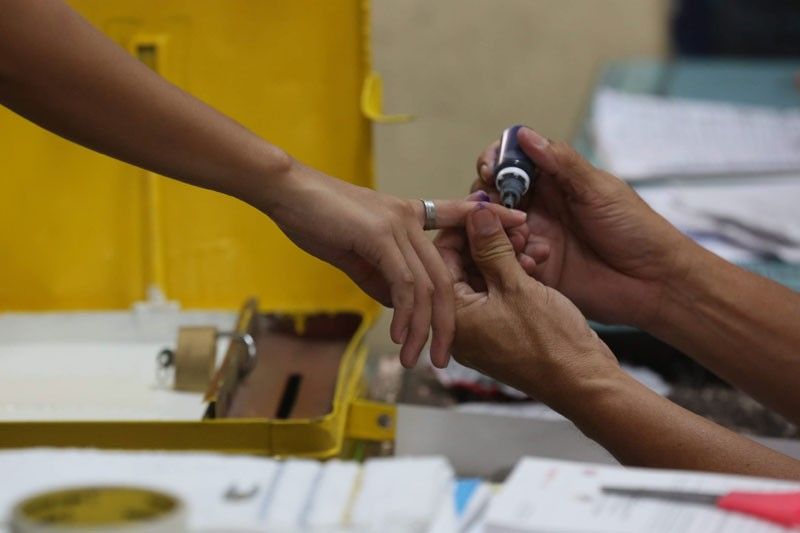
left=420, top=199, right=437, bottom=231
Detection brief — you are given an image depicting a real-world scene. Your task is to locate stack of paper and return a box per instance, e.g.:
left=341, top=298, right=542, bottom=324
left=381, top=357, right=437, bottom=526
left=352, top=457, right=456, bottom=532
left=638, top=179, right=800, bottom=263
left=484, top=457, right=800, bottom=533
left=593, top=89, right=800, bottom=181
left=0, top=449, right=458, bottom=532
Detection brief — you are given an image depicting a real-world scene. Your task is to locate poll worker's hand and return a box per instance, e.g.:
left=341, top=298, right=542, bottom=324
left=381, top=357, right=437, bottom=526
left=473, top=128, right=695, bottom=328
left=435, top=206, right=619, bottom=404
left=438, top=207, right=800, bottom=480
left=265, top=161, right=527, bottom=369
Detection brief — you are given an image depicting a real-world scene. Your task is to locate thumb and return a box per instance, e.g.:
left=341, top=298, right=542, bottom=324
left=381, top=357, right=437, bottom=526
left=466, top=206, right=525, bottom=290
left=517, top=127, right=612, bottom=201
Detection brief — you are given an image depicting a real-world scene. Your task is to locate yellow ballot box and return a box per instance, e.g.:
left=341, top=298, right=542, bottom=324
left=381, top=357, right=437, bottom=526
left=0, top=0, right=397, bottom=458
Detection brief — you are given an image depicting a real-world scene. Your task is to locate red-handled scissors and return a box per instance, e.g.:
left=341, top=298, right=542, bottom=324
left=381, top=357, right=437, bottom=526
left=603, top=486, right=800, bottom=528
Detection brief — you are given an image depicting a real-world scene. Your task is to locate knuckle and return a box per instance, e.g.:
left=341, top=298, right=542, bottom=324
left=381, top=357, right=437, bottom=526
left=527, top=282, right=551, bottom=307
left=474, top=240, right=514, bottom=264
left=421, top=280, right=435, bottom=298
left=435, top=276, right=455, bottom=296
left=373, top=220, right=393, bottom=238
left=397, top=198, right=419, bottom=223
left=407, top=327, right=430, bottom=346
left=552, top=141, right=585, bottom=172
left=399, top=270, right=415, bottom=288
left=384, top=198, right=416, bottom=227
left=500, top=274, right=527, bottom=295
left=392, top=271, right=416, bottom=299
left=541, top=285, right=553, bottom=306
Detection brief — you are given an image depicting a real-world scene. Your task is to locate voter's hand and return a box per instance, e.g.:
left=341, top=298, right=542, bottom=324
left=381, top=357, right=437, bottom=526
left=267, top=162, right=527, bottom=369
left=473, top=128, right=696, bottom=329
left=434, top=206, right=618, bottom=404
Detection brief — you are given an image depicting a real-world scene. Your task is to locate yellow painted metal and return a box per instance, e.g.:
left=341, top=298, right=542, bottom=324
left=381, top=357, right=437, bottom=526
left=0, top=0, right=377, bottom=314
left=345, top=398, right=397, bottom=442
left=361, top=72, right=415, bottom=124
left=0, top=311, right=383, bottom=458
left=129, top=34, right=171, bottom=299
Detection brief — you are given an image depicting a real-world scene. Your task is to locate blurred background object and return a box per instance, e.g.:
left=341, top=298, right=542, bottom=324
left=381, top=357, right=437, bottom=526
left=673, top=0, right=800, bottom=57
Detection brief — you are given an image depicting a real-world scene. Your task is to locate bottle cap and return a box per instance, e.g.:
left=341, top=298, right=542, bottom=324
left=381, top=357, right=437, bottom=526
left=496, top=167, right=530, bottom=208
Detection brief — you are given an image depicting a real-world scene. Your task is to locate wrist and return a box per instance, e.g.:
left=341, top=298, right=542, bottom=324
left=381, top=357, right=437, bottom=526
left=636, top=236, right=710, bottom=332
left=522, top=347, right=624, bottom=415
left=647, top=241, right=723, bottom=336
left=543, top=362, right=628, bottom=420
left=557, top=368, right=698, bottom=469
left=240, top=144, right=298, bottom=218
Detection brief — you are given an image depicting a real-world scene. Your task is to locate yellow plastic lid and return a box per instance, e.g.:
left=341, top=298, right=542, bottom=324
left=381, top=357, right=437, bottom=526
left=11, top=486, right=186, bottom=532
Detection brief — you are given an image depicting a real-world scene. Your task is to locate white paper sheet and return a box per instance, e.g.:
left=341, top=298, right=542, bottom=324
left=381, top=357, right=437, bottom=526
left=351, top=456, right=455, bottom=532
left=0, top=449, right=457, bottom=532
left=637, top=178, right=800, bottom=263
left=593, top=89, right=800, bottom=181
left=0, top=448, right=277, bottom=531
left=485, top=457, right=800, bottom=533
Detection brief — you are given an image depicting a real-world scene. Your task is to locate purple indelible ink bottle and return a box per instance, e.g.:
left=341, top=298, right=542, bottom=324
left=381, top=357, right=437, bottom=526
left=495, top=125, right=535, bottom=208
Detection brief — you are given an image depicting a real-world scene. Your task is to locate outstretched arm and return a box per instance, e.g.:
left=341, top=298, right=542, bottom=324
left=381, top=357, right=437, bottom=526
left=0, top=0, right=282, bottom=204
left=650, top=250, right=800, bottom=428
left=0, top=0, right=529, bottom=368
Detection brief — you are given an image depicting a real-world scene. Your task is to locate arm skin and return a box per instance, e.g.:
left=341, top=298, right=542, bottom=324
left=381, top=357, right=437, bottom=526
left=473, top=127, right=800, bottom=426
left=560, top=369, right=800, bottom=480
left=438, top=206, right=800, bottom=480
left=0, top=0, right=531, bottom=368
left=0, top=0, right=283, bottom=207
left=650, top=247, right=800, bottom=427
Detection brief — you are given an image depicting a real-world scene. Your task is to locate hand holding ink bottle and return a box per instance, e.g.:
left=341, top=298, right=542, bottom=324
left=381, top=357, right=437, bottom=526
left=495, top=125, right=536, bottom=208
